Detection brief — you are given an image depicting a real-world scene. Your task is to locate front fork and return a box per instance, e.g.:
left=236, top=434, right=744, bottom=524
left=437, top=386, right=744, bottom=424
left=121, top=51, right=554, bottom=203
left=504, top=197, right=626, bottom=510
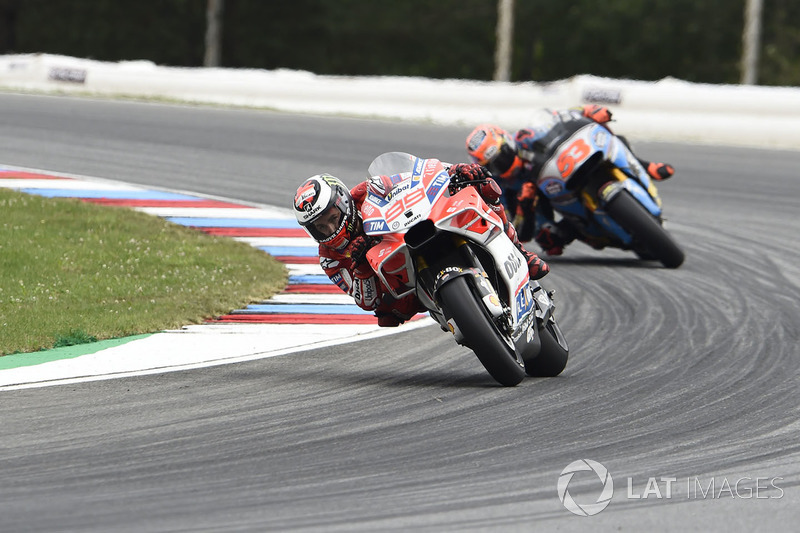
left=414, top=237, right=509, bottom=343
left=578, top=168, right=663, bottom=245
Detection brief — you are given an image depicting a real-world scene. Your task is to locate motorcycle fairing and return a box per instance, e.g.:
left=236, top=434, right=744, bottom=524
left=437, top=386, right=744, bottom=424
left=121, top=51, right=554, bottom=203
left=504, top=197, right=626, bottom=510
left=363, top=161, right=534, bottom=339
left=432, top=187, right=535, bottom=340
left=362, top=158, right=451, bottom=236
left=599, top=170, right=661, bottom=217
left=532, top=122, right=666, bottom=244
left=537, top=123, right=662, bottom=211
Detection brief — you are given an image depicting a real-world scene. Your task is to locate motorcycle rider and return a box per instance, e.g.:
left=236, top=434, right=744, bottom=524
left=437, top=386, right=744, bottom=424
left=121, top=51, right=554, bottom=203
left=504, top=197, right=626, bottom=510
left=465, top=105, right=675, bottom=255
left=293, top=162, right=550, bottom=327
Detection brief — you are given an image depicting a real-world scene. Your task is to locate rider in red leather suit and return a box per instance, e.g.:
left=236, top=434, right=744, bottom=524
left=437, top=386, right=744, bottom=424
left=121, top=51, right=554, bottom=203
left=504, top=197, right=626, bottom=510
left=293, top=162, right=549, bottom=326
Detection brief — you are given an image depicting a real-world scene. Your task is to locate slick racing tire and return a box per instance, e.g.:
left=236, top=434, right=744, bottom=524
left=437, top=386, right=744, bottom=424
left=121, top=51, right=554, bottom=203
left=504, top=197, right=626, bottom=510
left=605, top=190, right=685, bottom=269
left=438, top=276, right=526, bottom=387
left=525, top=320, right=569, bottom=377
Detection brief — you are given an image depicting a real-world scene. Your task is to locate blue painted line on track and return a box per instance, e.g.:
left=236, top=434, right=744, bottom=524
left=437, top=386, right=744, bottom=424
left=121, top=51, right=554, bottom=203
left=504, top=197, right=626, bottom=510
left=289, top=275, right=333, bottom=284
left=166, top=217, right=299, bottom=228
left=19, top=189, right=201, bottom=200
left=234, top=303, right=370, bottom=315
left=259, top=246, right=317, bottom=257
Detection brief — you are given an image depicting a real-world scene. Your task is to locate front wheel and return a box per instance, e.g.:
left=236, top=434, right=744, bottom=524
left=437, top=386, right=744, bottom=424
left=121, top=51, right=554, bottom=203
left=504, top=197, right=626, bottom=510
left=605, top=190, right=685, bottom=268
left=438, top=276, right=526, bottom=386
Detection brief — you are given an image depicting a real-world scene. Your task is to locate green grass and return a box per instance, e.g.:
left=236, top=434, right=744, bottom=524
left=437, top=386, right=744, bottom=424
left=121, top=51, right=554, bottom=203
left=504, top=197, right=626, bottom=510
left=0, top=188, right=288, bottom=355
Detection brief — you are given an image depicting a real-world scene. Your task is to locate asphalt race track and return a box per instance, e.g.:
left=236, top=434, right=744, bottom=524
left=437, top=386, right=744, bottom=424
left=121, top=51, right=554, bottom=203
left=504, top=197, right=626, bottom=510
left=0, top=93, right=798, bottom=531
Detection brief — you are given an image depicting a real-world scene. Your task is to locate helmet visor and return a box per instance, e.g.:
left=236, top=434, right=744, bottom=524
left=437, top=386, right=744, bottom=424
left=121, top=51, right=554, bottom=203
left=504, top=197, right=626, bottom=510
left=307, top=203, right=345, bottom=242
left=487, top=143, right=517, bottom=176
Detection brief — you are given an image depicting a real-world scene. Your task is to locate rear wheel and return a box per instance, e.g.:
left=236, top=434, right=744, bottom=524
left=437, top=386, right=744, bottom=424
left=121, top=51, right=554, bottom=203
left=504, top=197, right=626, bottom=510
left=438, top=276, right=526, bottom=387
left=605, top=190, right=684, bottom=268
left=525, top=320, right=569, bottom=377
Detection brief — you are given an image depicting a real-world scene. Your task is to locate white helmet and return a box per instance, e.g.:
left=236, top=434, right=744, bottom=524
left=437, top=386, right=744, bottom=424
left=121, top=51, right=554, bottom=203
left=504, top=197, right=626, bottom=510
left=293, top=174, right=358, bottom=250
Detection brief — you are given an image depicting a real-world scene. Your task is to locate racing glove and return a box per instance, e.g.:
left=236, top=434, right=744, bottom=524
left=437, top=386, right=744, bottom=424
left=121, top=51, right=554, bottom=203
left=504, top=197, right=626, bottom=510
left=582, top=104, right=612, bottom=124
left=342, top=235, right=370, bottom=267
left=448, top=163, right=491, bottom=183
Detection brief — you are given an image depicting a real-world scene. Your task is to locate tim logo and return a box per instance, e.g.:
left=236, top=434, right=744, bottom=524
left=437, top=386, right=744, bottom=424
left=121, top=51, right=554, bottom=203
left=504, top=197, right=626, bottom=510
left=367, top=220, right=388, bottom=232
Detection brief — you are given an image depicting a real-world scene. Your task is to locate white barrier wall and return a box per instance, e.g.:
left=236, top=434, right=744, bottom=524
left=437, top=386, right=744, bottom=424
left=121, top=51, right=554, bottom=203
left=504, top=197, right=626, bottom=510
left=2, top=53, right=799, bottom=150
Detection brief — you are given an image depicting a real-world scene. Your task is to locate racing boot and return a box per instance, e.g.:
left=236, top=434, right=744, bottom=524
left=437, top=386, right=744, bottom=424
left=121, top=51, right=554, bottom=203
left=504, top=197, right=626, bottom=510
left=521, top=244, right=550, bottom=280
left=642, top=161, right=675, bottom=181
left=507, top=218, right=550, bottom=280
left=514, top=182, right=538, bottom=242
left=480, top=179, right=550, bottom=280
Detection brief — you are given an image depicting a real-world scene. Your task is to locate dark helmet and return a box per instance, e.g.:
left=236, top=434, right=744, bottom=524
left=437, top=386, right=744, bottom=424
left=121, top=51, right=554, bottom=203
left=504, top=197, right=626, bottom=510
left=465, top=124, right=523, bottom=179
left=294, top=174, right=359, bottom=250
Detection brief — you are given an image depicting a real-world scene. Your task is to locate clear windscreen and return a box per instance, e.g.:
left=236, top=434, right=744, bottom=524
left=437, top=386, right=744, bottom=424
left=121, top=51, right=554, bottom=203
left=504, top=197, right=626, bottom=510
left=528, top=108, right=560, bottom=130
left=367, top=152, right=417, bottom=177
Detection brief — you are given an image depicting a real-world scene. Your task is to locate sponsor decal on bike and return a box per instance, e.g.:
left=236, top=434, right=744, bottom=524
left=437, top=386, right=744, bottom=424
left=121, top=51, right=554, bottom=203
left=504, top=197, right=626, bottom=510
left=556, top=137, right=592, bottom=178
left=367, top=192, right=390, bottom=207
left=413, top=157, right=425, bottom=178
left=514, top=284, right=533, bottom=323
left=512, top=312, right=534, bottom=342
left=627, top=153, right=646, bottom=178
left=592, top=128, right=609, bottom=149
left=384, top=181, right=412, bottom=202
left=476, top=273, right=493, bottom=293
left=421, top=159, right=441, bottom=185
left=383, top=187, right=426, bottom=223
left=504, top=252, right=522, bottom=278
left=366, top=219, right=390, bottom=233
left=439, top=266, right=463, bottom=275
left=425, top=171, right=450, bottom=202
left=543, top=179, right=564, bottom=197
left=435, top=266, right=464, bottom=285
left=536, top=290, right=551, bottom=309
left=599, top=181, right=621, bottom=200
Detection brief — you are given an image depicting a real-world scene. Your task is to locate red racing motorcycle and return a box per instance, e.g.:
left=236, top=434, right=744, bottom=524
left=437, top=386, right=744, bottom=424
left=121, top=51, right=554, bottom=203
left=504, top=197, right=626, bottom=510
left=362, top=152, right=569, bottom=386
